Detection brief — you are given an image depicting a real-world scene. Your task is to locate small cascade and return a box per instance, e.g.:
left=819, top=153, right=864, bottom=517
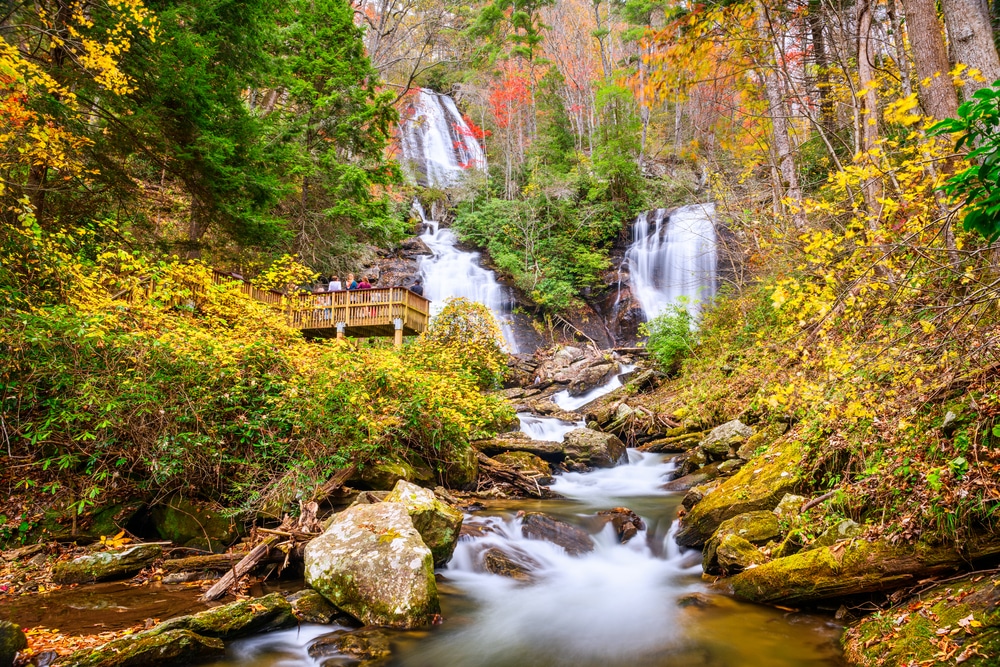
left=624, top=203, right=718, bottom=322
left=415, top=202, right=519, bottom=352
left=400, top=89, right=487, bottom=188
left=551, top=363, right=636, bottom=412
left=517, top=413, right=585, bottom=442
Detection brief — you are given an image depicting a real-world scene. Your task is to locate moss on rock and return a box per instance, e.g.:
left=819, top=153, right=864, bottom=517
left=494, top=451, right=552, bottom=480
left=702, top=511, right=781, bottom=574
left=61, top=629, right=224, bottom=667
left=52, top=543, right=162, bottom=585
left=385, top=480, right=464, bottom=567
left=0, top=621, right=27, bottom=667
left=150, top=592, right=295, bottom=639
left=675, top=437, right=804, bottom=548
left=150, top=494, right=242, bottom=553
left=715, top=534, right=767, bottom=574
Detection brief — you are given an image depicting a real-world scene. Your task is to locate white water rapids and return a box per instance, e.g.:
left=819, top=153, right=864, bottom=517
left=625, top=203, right=718, bottom=322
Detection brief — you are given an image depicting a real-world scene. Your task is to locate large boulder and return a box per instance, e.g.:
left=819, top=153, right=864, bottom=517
left=567, top=360, right=618, bottom=396
left=304, top=502, right=440, bottom=629
left=520, top=512, right=593, bottom=555
left=309, top=628, right=392, bottom=667
left=61, top=630, right=224, bottom=667
left=52, top=543, right=162, bottom=585
left=151, top=495, right=242, bottom=552
left=843, top=573, right=1000, bottom=667
left=562, top=428, right=626, bottom=468
left=0, top=621, right=27, bottom=667
left=715, top=535, right=767, bottom=574
left=703, top=511, right=781, bottom=575
left=385, top=480, right=464, bottom=567
left=675, top=438, right=804, bottom=548
left=150, top=593, right=295, bottom=639
left=699, top=420, right=753, bottom=460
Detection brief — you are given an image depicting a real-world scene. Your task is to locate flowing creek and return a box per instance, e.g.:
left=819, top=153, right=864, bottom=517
left=199, top=370, right=843, bottom=667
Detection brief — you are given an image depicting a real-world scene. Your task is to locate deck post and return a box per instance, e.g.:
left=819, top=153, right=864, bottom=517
left=336, top=322, right=346, bottom=340
left=393, top=318, right=404, bottom=349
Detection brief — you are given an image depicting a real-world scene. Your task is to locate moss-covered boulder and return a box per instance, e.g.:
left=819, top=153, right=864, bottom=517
left=150, top=593, right=295, bottom=639
left=715, top=535, right=767, bottom=574
left=675, top=438, right=804, bottom=548
left=308, top=628, right=392, bottom=666
left=62, top=629, right=224, bottom=667
left=304, top=502, right=440, bottom=629
left=805, top=519, right=862, bottom=552
left=150, top=495, right=242, bottom=553
left=444, top=445, right=479, bottom=490
left=288, top=589, right=349, bottom=625
left=0, top=621, right=27, bottom=667
left=682, top=481, right=720, bottom=510
left=730, top=538, right=967, bottom=606
left=52, top=543, right=162, bottom=585
left=385, top=480, right=464, bottom=567
left=562, top=428, right=626, bottom=468
left=699, top=420, right=753, bottom=460
left=843, top=573, right=1000, bottom=667
left=703, top=511, right=781, bottom=575
left=736, top=423, right=789, bottom=461
left=355, top=457, right=435, bottom=491
left=494, top=451, right=552, bottom=482
left=772, top=493, right=807, bottom=522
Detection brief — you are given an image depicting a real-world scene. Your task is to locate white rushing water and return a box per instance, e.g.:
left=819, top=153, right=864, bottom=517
left=551, top=363, right=636, bottom=412
left=399, top=89, right=487, bottom=188
left=415, top=201, right=519, bottom=352
left=516, top=413, right=585, bottom=442
left=625, top=203, right=718, bottom=322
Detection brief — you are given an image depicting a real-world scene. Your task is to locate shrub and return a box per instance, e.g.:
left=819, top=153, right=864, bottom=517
left=641, top=303, right=695, bottom=372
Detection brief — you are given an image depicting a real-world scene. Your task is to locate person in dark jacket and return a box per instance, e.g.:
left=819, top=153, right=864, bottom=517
left=410, top=278, right=424, bottom=296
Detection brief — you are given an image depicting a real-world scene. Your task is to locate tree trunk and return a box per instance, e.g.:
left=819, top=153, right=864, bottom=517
left=941, top=0, right=1000, bottom=98
left=187, top=192, right=209, bottom=259
left=886, top=0, right=913, bottom=97
left=898, top=0, right=959, bottom=119
left=856, top=0, right=883, bottom=225
left=754, top=0, right=806, bottom=229
left=807, top=0, right=834, bottom=135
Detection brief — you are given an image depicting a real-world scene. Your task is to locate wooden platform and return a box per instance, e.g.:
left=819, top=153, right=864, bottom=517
left=209, top=270, right=431, bottom=344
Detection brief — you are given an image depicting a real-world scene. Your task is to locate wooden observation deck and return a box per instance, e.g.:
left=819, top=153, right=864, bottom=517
left=209, top=271, right=431, bottom=346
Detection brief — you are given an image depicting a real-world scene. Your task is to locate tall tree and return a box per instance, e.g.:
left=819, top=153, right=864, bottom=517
left=941, top=0, right=1000, bottom=98
left=899, top=0, right=959, bottom=120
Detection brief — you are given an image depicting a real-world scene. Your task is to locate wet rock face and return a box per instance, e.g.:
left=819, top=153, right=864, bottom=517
left=533, top=347, right=619, bottom=395
left=309, top=628, right=393, bottom=667
left=51, top=543, right=162, bottom=585
left=520, top=512, right=594, bottom=556
left=150, top=592, right=295, bottom=639
left=61, top=629, right=225, bottom=667
left=304, top=502, right=440, bottom=629
left=562, top=428, right=627, bottom=469
left=699, top=420, right=754, bottom=461
left=594, top=507, right=646, bottom=544
left=482, top=547, right=536, bottom=580
left=385, top=480, right=464, bottom=567
left=0, top=621, right=27, bottom=667
left=288, top=590, right=350, bottom=625
left=702, top=511, right=781, bottom=575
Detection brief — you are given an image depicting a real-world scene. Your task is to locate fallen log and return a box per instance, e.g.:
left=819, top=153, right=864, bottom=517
left=200, top=536, right=280, bottom=602
left=476, top=452, right=557, bottom=499
left=161, top=550, right=289, bottom=574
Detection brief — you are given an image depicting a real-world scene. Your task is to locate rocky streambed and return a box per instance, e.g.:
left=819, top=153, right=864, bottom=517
left=4, top=344, right=997, bottom=666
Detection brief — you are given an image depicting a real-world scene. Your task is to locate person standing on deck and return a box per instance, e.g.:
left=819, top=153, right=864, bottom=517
left=410, top=278, right=424, bottom=297
left=328, top=275, right=343, bottom=291
left=347, top=273, right=358, bottom=290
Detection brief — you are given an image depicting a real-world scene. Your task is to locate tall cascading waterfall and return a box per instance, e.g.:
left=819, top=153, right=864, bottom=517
left=625, top=203, right=718, bottom=322
left=414, top=202, right=519, bottom=352
left=400, top=89, right=487, bottom=188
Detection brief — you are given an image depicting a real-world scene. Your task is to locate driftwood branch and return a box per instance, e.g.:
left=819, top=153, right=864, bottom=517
left=476, top=452, right=556, bottom=498
left=801, top=490, right=837, bottom=513
left=200, top=535, right=280, bottom=602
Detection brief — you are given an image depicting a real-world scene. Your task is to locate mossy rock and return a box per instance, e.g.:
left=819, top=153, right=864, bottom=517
left=289, top=589, right=351, bottom=625
left=675, top=437, right=804, bottom=548
left=444, top=445, right=479, bottom=490
left=308, top=628, right=392, bottom=666
left=385, top=480, right=464, bottom=567
left=52, top=543, right=163, bottom=585
left=737, top=422, right=789, bottom=461
left=150, top=593, right=295, bottom=639
left=843, top=573, right=1000, bottom=666
left=62, top=629, right=224, bottom=667
left=0, top=621, right=27, bottom=667
left=703, top=511, right=781, bottom=575
left=355, top=458, right=434, bottom=491
left=699, top=420, right=753, bottom=460
left=150, top=494, right=242, bottom=553
left=494, top=451, right=552, bottom=481
left=730, top=538, right=967, bottom=606
left=715, top=534, right=767, bottom=574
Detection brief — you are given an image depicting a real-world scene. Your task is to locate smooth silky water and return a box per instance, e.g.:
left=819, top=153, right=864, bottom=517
left=207, top=448, right=843, bottom=667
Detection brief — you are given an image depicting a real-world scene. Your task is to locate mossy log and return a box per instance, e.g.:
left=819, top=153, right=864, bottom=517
left=729, top=539, right=986, bottom=606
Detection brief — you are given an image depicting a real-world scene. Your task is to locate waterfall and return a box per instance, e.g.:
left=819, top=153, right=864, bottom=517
left=400, top=89, right=487, bottom=188
left=415, top=202, right=519, bottom=352
left=624, top=203, right=718, bottom=322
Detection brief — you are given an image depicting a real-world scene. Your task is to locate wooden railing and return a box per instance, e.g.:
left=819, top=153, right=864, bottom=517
left=287, top=286, right=430, bottom=335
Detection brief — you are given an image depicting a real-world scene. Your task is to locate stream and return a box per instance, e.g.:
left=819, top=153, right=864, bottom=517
left=202, top=369, right=843, bottom=667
